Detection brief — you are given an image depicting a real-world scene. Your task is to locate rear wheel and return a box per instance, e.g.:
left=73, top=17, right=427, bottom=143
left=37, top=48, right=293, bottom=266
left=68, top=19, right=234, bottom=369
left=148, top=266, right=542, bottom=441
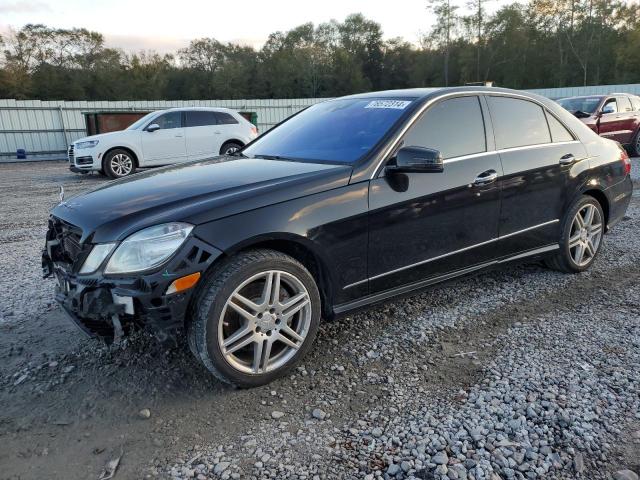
left=103, top=149, right=136, bottom=178
left=188, top=250, right=321, bottom=387
left=545, top=195, right=604, bottom=273
left=632, top=130, right=640, bottom=157
left=220, top=142, right=243, bottom=156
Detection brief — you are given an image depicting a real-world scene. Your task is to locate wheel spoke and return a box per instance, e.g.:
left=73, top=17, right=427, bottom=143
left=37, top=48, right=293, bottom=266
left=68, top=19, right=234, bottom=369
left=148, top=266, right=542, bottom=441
left=276, top=331, right=301, bottom=350
left=281, top=292, right=310, bottom=320
left=589, top=224, right=602, bottom=237
left=280, top=324, right=304, bottom=343
left=568, top=232, right=582, bottom=248
left=227, top=300, right=256, bottom=322
left=575, top=212, right=585, bottom=229
left=573, top=242, right=585, bottom=264
left=232, top=292, right=260, bottom=313
left=585, top=240, right=596, bottom=258
left=251, top=339, right=265, bottom=373
left=223, top=328, right=254, bottom=354
left=269, top=272, right=281, bottom=305
left=584, top=205, right=595, bottom=226
left=260, top=272, right=274, bottom=306
left=259, top=340, right=273, bottom=373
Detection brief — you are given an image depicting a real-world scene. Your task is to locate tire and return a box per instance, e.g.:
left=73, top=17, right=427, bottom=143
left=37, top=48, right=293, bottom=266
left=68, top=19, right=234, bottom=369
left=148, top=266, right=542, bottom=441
left=545, top=195, right=605, bottom=273
left=220, top=142, right=243, bottom=156
left=188, top=249, right=321, bottom=388
left=103, top=149, right=136, bottom=179
left=631, top=130, right=640, bottom=157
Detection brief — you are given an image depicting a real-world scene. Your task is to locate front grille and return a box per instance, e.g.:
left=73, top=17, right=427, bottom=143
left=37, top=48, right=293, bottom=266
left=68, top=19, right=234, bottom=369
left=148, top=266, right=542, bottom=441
left=68, top=144, right=75, bottom=164
left=48, top=217, right=85, bottom=267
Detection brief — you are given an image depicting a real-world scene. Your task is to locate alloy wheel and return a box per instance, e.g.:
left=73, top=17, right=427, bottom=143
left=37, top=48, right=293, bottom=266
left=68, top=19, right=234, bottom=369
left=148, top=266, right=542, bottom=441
left=568, top=203, right=603, bottom=267
left=224, top=146, right=240, bottom=155
left=110, top=153, right=133, bottom=176
left=218, top=270, right=312, bottom=374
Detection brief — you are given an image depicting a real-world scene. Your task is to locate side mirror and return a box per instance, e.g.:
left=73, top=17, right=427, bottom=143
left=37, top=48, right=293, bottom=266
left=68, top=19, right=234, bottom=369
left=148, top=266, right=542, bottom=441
left=601, top=105, right=615, bottom=115
left=387, top=146, right=444, bottom=174
left=146, top=123, right=161, bottom=132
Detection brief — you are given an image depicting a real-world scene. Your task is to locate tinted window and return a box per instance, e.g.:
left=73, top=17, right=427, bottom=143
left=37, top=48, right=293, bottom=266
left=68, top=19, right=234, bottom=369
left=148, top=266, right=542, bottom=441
left=243, top=98, right=414, bottom=164
left=152, top=112, right=182, bottom=129
left=215, top=112, right=239, bottom=125
left=602, top=98, right=618, bottom=113
left=546, top=112, right=574, bottom=143
left=617, top=96, right=633, bottom=112
left=403, top=96, right=486, bottom=159
left=488, top=97, right=551, bottom=149
left=186, top=111, right=217, bottom=127
left=631, top=96, right=640, bottom=111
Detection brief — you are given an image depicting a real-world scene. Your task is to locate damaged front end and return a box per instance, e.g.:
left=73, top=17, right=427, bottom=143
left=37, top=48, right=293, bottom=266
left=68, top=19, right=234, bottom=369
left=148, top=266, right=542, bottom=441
left=42, top=216, right=221, bottom=343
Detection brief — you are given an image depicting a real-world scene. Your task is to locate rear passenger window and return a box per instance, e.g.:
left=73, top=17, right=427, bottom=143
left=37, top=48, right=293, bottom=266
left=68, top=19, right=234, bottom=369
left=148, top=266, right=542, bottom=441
left=215, top=112, right=239, bottom=125
left=617, top=96, right=633, bottom=112
left=403, top=96, right=486, bottom=159
left=186, top=111, right=217, bottom=127
left=488, top=97, right=551, bottom=149
left=546, top=112, right=574, bottom=143
left=631, top=96, right=640, bottom=111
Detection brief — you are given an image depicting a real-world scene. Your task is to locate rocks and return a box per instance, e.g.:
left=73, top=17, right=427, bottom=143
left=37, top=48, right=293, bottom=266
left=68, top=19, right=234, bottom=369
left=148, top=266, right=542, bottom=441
left=138, top=408, right=151, bottom=419
left=432, top=451, right=449, bottom=465
left=371, top=427, right=383, bottom=438
left=311, top=408, right=326, bottom=420
left=387, top=463, right=401, bottom=476
left=270, top=411, right=285, bottom=419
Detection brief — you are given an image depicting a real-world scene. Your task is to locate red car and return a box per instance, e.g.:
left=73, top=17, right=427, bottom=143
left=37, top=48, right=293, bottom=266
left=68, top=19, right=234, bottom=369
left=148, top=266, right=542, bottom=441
left=558, top=93, right=640, bottom=156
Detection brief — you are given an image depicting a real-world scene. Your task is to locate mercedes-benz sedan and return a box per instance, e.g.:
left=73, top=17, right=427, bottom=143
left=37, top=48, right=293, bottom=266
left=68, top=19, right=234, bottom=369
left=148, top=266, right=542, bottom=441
left=43, top=87, right=632, bottom=387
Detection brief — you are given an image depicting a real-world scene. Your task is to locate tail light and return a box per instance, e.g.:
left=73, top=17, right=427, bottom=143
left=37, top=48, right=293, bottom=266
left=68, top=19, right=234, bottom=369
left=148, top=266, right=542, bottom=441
left=620, top=148, right=631, bottom=176
left=250, top=126, right=258, bottom=137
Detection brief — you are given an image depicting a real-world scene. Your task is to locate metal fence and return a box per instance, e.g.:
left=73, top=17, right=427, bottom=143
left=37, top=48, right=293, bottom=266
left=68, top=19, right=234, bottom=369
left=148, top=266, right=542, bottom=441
left=0, top=98, right=325, bottom=161
left=2, top=83, right=640, bottom=162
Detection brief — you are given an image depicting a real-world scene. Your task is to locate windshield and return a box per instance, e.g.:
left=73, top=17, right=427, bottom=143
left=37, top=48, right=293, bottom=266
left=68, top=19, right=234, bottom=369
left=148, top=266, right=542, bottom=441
left=557, top=97, right=601, bottom=114
left=127, top=112, right=159, bottom=130
left=243, top=98, right=415, bottom=164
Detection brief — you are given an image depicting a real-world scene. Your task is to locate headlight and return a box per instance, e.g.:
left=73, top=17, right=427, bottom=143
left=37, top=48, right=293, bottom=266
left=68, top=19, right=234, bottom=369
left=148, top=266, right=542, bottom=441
left=105, top=223, right=193, bottom=274
left=76, top=140, right=99, bottom=149
left=80, top=243, right=116, bottom=274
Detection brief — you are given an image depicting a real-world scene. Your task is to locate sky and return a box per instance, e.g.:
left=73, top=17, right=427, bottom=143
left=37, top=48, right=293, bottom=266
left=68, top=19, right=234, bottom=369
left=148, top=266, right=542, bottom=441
left=0, top=0, right=513, bottom=52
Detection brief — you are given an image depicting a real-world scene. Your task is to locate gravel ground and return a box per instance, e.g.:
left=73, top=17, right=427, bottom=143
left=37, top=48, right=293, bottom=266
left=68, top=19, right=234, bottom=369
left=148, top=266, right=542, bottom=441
left=0, top=160, right=638, bottom=480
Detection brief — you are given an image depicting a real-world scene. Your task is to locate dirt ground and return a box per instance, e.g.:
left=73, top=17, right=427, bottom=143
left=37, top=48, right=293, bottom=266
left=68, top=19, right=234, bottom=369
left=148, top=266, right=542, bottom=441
left=0, top=161, right=638, bottom=480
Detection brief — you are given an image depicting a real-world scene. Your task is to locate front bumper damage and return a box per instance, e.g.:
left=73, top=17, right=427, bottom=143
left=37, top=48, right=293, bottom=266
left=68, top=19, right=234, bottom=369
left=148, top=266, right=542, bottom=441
left=42, top=217, right=222, bottom=342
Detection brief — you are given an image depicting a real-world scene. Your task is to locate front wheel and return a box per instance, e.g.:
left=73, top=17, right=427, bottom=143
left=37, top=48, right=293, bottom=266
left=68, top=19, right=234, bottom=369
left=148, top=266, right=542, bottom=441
left=103, top=149, right=136, bottom=179
left=545, top=195, right=604, bottom=273
left=188, top=250, right=321, bottom=387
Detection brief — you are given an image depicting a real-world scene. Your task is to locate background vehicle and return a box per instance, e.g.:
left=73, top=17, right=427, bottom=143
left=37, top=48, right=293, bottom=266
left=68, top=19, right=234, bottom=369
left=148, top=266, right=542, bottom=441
left=68, top=107, right=258, bottom=178
left=557, top=93, right=640, bottom=155
left=43, top=87, right=632, bottom=387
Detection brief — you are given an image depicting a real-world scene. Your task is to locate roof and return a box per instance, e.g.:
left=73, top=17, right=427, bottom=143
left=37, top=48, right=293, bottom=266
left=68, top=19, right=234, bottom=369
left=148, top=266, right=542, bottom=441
left=340, top=86, right=550, bottom=101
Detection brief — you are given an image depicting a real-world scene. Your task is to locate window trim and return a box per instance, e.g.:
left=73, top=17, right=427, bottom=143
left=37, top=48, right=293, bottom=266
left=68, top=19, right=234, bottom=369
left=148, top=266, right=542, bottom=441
left=387, top=94, right=488, bottom=164
left=372, top=91, right=581, bottom=180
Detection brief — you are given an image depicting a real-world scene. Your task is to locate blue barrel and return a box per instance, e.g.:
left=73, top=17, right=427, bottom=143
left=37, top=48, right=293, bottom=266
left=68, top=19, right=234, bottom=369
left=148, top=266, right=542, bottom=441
left=16, top=149, right=27, bottom=159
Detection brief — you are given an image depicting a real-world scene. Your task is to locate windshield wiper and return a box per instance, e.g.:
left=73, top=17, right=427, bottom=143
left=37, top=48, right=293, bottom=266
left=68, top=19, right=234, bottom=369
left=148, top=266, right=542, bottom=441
left=252, top=154, right=294, bottom=161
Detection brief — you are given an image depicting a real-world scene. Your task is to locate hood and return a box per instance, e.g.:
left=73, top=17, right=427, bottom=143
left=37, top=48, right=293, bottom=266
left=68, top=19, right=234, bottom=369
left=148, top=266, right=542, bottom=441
left=52, top=156, right=352, bottom=243
left=74, top=130, right=134, bottom=143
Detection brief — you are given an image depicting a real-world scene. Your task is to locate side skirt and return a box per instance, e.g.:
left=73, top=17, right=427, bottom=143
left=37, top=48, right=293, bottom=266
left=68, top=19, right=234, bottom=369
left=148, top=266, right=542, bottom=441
left=332, top=244, right=559, bottom=316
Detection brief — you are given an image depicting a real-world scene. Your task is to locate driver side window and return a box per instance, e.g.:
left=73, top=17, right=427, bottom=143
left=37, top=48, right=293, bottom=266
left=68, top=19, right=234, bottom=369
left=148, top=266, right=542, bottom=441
left=402, top=96, right=486, bottom=159
left=602, top=98, right=618, bottom=114
left=151, top=112, right=183, bottom=129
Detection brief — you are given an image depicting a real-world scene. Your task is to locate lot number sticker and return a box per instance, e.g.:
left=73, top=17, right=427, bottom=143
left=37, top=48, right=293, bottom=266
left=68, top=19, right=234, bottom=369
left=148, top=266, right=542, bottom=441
left=365, top=100, right=412, bottom=109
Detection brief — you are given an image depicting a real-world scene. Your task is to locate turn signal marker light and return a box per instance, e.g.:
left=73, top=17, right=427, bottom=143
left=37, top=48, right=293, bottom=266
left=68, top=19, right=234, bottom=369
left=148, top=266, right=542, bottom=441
left=166, top=272, right=201, bottom=295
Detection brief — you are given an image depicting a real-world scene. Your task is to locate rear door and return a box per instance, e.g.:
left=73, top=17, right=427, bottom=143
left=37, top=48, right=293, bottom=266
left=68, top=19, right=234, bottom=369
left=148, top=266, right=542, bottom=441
left=487, top=95, right=587, bottom=255
left=367, top=95, right=503, bottom=293
left=185, top=110, right=219, bottom=160
left=140, top=111, right=187, bottom=165
left=615, top=96, right=639, bottom=145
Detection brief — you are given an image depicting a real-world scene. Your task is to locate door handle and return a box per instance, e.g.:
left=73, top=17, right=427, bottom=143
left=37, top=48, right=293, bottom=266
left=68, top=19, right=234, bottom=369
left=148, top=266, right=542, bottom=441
left=174, top=134, right=184, bottom=138
left=214, top=131, right=221, bottom=134
left=559, top=153, right=576, bottom=166
left=473, top=170, right=498, bottom=186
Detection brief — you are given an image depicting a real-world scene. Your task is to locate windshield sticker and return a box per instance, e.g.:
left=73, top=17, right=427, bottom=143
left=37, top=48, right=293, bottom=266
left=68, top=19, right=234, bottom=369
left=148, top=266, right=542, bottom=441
left=365, top=100, right=412, bottom=110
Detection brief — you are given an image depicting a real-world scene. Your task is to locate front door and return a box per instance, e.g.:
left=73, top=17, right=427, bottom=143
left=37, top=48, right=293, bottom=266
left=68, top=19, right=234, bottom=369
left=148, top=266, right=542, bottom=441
left=141, top=111, right=187, bottom=165
left=597, top=97, right=628, bottom=144
left=485, top=95, right=588, bottom=255
left=367, top=95, right=502, bottom=294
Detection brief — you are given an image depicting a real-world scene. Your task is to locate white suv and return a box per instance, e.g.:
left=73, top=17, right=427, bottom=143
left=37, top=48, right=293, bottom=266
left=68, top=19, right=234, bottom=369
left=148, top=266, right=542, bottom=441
left=68, top=107, right=258, bottom=178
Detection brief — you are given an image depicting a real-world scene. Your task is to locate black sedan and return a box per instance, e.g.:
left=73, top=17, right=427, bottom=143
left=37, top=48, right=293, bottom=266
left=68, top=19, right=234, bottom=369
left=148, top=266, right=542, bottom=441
left=42, top=87, right=633, bottom=387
